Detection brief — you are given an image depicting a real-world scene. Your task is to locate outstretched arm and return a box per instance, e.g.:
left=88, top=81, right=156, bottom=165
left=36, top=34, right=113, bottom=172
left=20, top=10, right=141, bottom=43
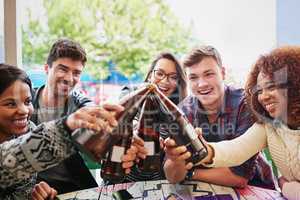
left=203, top=123, right=267, bottom=168
left=0, top=104, right=123, bottom=188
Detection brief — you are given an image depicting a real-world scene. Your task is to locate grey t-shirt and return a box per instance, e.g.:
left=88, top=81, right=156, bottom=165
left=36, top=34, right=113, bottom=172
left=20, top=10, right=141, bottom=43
left=36, top=98, right=64, bottom=124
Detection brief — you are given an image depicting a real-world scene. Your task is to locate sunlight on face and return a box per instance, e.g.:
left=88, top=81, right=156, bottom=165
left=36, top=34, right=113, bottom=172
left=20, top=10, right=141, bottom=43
left=149, top=58, right=178, bottom=97
left=186, top=57, right=225, bottom=112
left=256, top=72, right=288, bottom=121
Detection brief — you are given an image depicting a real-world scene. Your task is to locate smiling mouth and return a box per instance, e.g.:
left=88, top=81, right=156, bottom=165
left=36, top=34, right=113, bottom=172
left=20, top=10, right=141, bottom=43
left=265, top=102, right=277, bottom=110
left=13, top=118, right=28, bottom=127
left=158, top=85, right=170, bottom=93
left=197, top=88, right=213, bottom=95
left=58, top=82, right=72, bottom=90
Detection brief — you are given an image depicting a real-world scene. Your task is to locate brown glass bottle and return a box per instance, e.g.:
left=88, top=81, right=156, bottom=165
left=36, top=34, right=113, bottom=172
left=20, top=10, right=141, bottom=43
left=136, top=95, right=161, bottom=173
left=153, top=86, right=208, bottom=165
left=71, top=83, right=155, bottom=163
left=100, top=120, right=133, bottom=183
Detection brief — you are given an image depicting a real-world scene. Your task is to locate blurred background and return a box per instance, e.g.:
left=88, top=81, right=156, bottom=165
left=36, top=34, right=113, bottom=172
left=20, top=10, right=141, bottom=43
left=1, top=0, right=300, bottom=103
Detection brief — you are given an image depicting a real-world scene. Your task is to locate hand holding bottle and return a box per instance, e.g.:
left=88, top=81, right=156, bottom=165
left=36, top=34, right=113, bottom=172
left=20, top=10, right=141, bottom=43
left=100, top=84, right=153, bottom=183
left=131, top=135, right=148, bottom=162
left=66, top=103, right=124, bottom=132
left=164, top=137, right=193, bottom=170
left=164, top=127, right=208, bottom=169
left=131, top=135, right=165, bottom=162
left=121, top=144, right=138, bottom=174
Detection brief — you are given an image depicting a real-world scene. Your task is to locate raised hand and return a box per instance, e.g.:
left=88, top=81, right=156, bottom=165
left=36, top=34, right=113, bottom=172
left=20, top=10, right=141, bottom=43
left=66, top=103, right=124, bottom=132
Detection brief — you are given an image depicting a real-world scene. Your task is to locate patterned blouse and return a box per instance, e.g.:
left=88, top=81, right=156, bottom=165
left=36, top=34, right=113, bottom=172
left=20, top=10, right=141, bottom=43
left=0, top=118, right=76, bottom=199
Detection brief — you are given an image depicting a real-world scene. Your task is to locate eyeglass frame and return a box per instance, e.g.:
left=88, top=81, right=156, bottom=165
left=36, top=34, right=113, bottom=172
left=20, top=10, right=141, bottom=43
left=152, top=69, right=178, bottom=84
left=248, top=82, right=289, bottom=95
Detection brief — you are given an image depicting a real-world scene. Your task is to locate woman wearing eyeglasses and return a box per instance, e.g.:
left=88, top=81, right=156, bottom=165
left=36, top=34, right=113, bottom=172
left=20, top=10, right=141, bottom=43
left=112, top=52, right=187, bottom=183
left=165, top=46, right=300, bottom=199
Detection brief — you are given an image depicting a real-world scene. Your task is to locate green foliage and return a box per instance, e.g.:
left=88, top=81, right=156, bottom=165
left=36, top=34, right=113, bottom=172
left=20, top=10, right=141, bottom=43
left=22, top=0, right=194, bottom=78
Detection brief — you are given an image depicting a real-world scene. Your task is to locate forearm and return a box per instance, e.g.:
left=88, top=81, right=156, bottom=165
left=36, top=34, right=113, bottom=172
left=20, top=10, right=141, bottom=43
left=192, top=167, right=248, bottom=188
left=0, top=118, right=75, bottom=187
left=204, top=123, right=267, bottom=168
left=164, top=159, right=187, bottom=183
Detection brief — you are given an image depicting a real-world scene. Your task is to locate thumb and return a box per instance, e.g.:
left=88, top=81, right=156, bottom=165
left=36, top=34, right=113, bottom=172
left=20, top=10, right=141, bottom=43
left=195, top=127, right=208, bottom=147
left=159, top=137, right=164, bottom=149
left=195, top=127, right=203, bottom=140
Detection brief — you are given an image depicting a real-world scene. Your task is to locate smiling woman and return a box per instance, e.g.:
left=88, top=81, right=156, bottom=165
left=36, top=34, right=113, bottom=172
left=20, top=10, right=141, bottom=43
left=199, top=46, right=300, bottom=200
left=0, top=63, right=126, bottom=199
left=0, top=66, right=33, bottom=142
left=109, top=52, right=188, bottom=184
left=0, top=64, right=53, bottom=199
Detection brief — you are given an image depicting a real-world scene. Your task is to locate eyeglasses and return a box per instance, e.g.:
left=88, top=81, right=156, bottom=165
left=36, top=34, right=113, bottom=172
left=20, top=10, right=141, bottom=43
left=249, top=82, right=288, bottom=95
left=153, top=69, right=178, bottom=84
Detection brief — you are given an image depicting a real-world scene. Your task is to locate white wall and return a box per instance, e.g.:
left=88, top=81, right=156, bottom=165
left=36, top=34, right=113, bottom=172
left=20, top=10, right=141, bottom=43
left=166, top=0, right=276, bottom=86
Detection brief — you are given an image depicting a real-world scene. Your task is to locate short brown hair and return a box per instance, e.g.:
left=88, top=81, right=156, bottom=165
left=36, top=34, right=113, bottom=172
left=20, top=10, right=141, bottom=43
left=183, top=45, right=222, bottom=68
left=47, top=39, right=87, bottom=67
left=245, top=46, right=300, bottom=127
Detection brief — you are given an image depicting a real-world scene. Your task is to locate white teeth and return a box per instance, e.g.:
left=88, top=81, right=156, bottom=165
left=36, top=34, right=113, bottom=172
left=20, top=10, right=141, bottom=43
left=13, top=119, right=27, bottom=126
left=265, top=103, right=276, bottom=110
left=158, top=86, right=168, bottom=91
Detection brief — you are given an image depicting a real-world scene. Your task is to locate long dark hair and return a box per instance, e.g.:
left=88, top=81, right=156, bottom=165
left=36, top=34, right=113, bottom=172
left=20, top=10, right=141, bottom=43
left=144, top=52, right=187, bottom=105
left=0, top=63, right=32, bottom=96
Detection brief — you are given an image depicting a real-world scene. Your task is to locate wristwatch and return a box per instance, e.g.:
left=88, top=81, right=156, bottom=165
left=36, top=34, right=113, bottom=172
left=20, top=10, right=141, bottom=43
left=185, top=168, right=195, bottom=181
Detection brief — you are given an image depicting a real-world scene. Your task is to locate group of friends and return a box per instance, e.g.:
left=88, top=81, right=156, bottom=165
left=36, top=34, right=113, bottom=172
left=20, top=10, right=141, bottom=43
left=0, top=39, right=299, bottom=200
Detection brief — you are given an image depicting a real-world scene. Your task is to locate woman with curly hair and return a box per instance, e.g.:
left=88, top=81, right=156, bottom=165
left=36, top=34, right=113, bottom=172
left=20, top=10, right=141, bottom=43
left=165, top=46, right=300, bottom=199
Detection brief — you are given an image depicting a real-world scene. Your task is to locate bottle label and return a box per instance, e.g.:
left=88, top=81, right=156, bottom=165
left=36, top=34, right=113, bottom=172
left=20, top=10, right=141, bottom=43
left=144, top=141, right=155, bottom=156
left=185, top=122, right=198, bottom=140
left=111, top=146, right=125, bottom=163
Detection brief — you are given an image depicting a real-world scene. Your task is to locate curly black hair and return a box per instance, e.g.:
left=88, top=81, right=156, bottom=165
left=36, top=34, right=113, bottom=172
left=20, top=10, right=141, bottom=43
left=245, top=46, right=300, bottom=128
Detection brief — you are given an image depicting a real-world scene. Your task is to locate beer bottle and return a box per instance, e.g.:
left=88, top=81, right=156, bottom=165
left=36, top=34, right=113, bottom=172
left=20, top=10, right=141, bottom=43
left=153, top=86, right=208, bottom=165
left=137, top=95, right=161, bottom=173
left=100, top=120, right=133, bottom=183
left=71, top=83, right=155, bottom=162
left=100, top=84, right=158, bottom=183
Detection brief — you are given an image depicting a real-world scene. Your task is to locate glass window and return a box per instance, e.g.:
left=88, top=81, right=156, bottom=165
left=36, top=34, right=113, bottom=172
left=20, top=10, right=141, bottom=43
left=0, top=0, right=4, bottom=63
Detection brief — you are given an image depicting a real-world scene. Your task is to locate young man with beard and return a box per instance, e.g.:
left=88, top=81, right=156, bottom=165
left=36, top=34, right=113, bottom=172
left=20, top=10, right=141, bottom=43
left=164, top=45, right=276, bottom=189
left=31, top=39, right=101, bottom=194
